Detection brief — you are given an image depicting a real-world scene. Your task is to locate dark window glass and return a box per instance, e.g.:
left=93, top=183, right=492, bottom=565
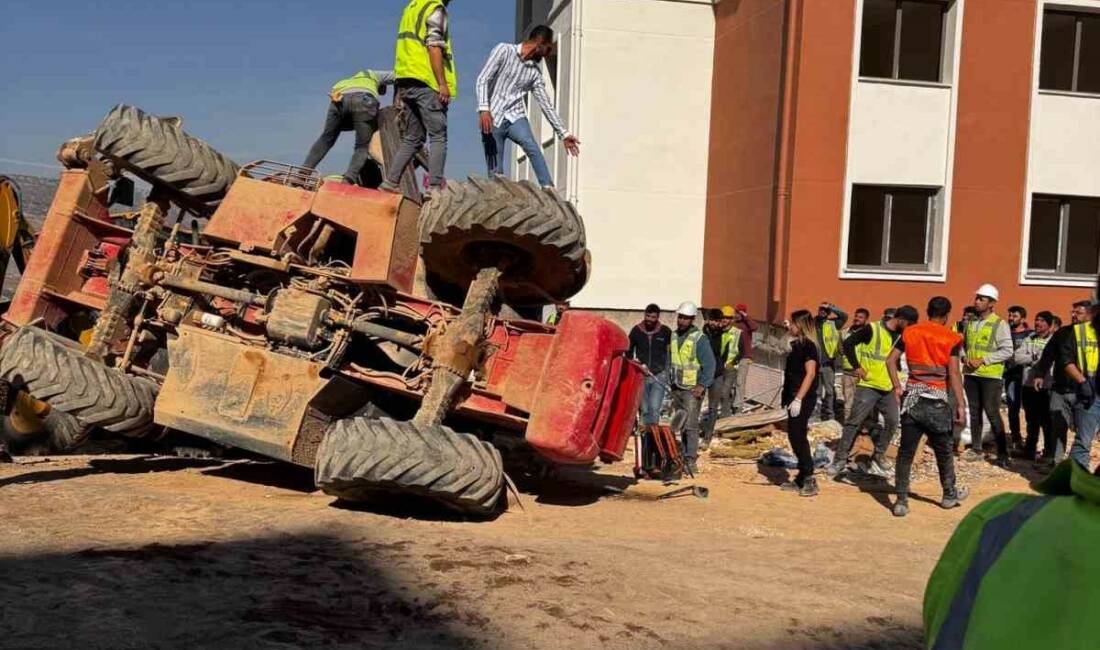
left=547, top=46, right=559, bottom=93
left=898, top=1, right=944, bottom=82
left=887, top=190, right=930, bottom=264
left=1066, top=199, right=1100, bottom=275
left=1079, top=14, right=1100, bottom=93
left=848, top=186, right=886, bottom=266
left=860, top=0, right=898, bottom=79
left=1028, top=198, right=1061, bottom=271
left=1040, top=11, right=1081, bottom=91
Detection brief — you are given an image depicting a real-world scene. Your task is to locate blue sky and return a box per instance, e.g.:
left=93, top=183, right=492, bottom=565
left=0, top=0, right=516, bottom=180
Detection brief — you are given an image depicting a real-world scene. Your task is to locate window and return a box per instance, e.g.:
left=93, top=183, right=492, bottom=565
left=1040, top=10, right=1100, bottom=94
left=859, top=0, right=947, bottom=82
left=1027, top=195, right=1100, bottom=278
left=847, top=185, right=939, bottom=271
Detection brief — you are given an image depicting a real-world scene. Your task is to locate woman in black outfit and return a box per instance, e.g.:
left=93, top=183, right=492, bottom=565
left=781, top=310, right=821, bottom=496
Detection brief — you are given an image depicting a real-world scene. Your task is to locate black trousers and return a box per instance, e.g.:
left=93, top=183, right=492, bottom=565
left=1005, top=370, right=1024, bottom=442
left=1022, top=387, right=1053, bottom=459
left=785, top=393, right=818, bottom=483
left=895, top=399, right=958, bottom=503
left=302, top=93, right=380, bottom=183
left=964, top=376, right=1007, bottom=456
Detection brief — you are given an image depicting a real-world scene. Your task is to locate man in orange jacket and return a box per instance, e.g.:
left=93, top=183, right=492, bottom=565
left=887, top=296, right=970, bottom=517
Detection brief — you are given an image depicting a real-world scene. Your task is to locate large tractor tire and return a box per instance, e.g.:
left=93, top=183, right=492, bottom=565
left=315, top=417, right=504, bottom=517
left=93, top=104, right=239, bottom=217
left=419, top=176, right=590, bottom=305
left=0, top=327, right=158, bottom=438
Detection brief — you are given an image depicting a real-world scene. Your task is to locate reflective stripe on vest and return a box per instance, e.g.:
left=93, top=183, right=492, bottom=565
left=331, top=71, right=381, bottom=100
left=902, top=321, right=962, bottom=390
left=857, top=321, right=894, bottom=392
left=822, top=321, right=840, bottom=358
left=671, top=330, right=704, bottom=388
left=930, top=496, right=1054, bottom=650
left=394, top=0, right=458, bottom=97
left=1075, top=322, right=1098, bottom=377
left=965, top=314, right=1005, bottom=379
left=720, top=328, right=742, bottom=367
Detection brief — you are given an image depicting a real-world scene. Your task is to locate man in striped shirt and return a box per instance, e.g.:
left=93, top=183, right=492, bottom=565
left=475, top=25, right=580, bottom=188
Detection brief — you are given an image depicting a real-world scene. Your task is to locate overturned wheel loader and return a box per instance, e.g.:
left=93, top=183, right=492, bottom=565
left=0, top=105, right=643, bottom=515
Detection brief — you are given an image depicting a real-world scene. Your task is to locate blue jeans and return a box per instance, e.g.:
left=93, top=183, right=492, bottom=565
left=482, top=117, right=553, bottom=187
left=640, top=372, right=667, bottom=426
left=1071, top=398, right=1100, bottom=468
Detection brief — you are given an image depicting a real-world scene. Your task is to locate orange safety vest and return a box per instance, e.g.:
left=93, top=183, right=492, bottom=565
left=901, top=321, right=962, bottom=390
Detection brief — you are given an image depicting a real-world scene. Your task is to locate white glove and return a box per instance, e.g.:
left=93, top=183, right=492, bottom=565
left=787, top=398, right=802, bottom=418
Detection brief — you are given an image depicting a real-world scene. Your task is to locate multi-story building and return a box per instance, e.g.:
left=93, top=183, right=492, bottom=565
left=516, top=0, right=1100, bottom=321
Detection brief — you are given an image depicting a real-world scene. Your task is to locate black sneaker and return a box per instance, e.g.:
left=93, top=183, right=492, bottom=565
left=941, top=485, right=970, bottom=509
left=893, top=500, right=909, bottom=517
left=798, top=477, right=819, bottom=497
left=993, top=455, right=1011, bottom=469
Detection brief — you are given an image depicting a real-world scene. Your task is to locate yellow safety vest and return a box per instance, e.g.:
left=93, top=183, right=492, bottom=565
left=719, top=328, right=742, bottom=368
left=856, top=321, right=894, bottom=391
left=330, top=71, right=383, bottom=101
left=394, top=0, right=458, bottom=97
left=821, top=321, right=840, bottom=358
left=1075, top=322, right=1098, bottom=377
left=965, top=313, right=1005, bottom=379
left=670, top=329, right=705, bottom=389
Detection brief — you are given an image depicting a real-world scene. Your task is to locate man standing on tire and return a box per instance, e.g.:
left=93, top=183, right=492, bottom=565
left=961, top=284, right=1014, bottom=467
left=302, top=70, right=394, bottom=185
left=380, top=0, right=456, bottom=194
left=669, top=302, right=716, bottom=475
left=475, top=25, right=581, bottom=188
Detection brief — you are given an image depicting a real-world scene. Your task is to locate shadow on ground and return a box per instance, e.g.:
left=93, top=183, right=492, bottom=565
left=0, top=533, right=484, bottom=649
left=0, top=456, right=222, bottom=489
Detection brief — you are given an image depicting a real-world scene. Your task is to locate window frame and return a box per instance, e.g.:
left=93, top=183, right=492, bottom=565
left=1039, top=8, right=1100, bottom=94
left=1025, top=194, right=1100, bottom=280
left=845, top=184, right=941, bottom=274
left=859, top=0, right=950, bottom=83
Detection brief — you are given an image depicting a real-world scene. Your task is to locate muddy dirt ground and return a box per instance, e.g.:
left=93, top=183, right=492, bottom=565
left=0, top=447, right=1036, bottom=650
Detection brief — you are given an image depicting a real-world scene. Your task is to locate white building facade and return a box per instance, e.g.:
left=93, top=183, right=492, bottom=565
left=512, top=0, right=715, bottom=312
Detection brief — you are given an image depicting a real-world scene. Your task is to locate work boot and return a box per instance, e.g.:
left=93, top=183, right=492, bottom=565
left=798, top=476, right=819, bottom=497
left=378, top=180, right=401, bottom=194
left=940, top=485, right=970, bottom=510
left=961, top=448, right=983, bottom=463
left=892, top=499, right=909, bottom=518
left=993, top=454, right=1011, bottom=470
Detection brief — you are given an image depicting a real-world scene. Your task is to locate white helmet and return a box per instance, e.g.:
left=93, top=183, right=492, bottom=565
left=676, top=301, right=698, bottom=317
left=975, top=283, right=999, bottom=301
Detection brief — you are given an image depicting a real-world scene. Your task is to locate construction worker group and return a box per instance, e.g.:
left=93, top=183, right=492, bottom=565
left=301, top=0, right=578, bottom=192
left=629, top=283, right=1100, bottom=520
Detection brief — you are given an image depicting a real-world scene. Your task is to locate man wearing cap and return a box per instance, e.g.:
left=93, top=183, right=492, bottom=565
left=669, top=302, right=716, bottom=475
left=961, top=284, right=1015, bottom=467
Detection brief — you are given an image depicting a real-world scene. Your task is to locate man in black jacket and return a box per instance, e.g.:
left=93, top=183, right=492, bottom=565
left=628, top=303, right=672, bottom=427
left=1034, top=300, right=1093, bottom=465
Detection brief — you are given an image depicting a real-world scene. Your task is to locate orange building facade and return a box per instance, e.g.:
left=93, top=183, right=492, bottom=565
left=705, top=0, right=1100, bottom=323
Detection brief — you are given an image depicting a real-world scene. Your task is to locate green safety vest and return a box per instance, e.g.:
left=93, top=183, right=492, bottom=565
left=719, top=328, right=742, bottom=368
left=330, top=70, right=384, bottom=101
left=964, top=314, right=1005, bottom=379
left=924, top=460, right=1100, bottom=649
left=1074, top=322, right=1098, bottom=377
left=394, top=0, right=458, bottom=97
left=856, top=321, right=894, bottom=392
left=670, top=329, right=705, bottom=389
left=821, top=321, right=840, bottom=358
